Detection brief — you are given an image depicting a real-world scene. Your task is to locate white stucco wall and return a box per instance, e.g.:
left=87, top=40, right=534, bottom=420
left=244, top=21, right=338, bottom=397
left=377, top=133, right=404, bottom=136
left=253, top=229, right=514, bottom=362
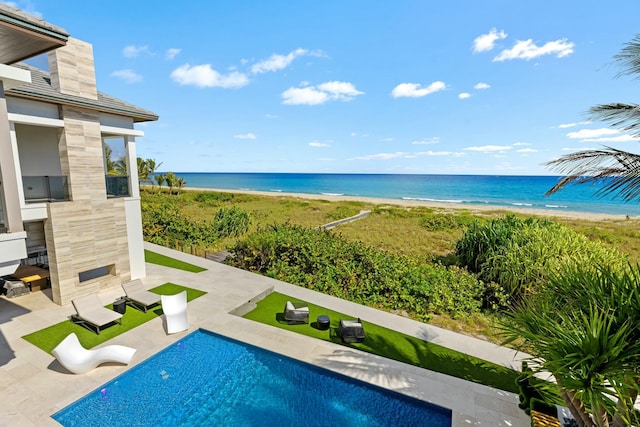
left=100, top=113, right=135, bottom=129
left=0, top=231, right=27, bottom=276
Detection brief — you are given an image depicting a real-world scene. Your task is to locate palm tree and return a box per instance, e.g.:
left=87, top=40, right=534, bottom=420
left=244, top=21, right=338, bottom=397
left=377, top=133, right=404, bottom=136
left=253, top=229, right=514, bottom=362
left=145, top=158, right=163, bottom=192
left=164, top=172, right=177, bottom=195
left=103, top=142, right=116, bottom=174
left=503, top=265, right=640, bottom=427
left=155, top=174, right=166, bottom=192
left=545, top=35, right=640, bottom=201
left=176, top=177, right=186, bottom=195
left=137, top=157, right=149, bottom=187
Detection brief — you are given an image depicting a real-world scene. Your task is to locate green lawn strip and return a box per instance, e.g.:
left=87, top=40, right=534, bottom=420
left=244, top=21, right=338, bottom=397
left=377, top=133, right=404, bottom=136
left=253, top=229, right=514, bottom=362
left=243, top=292, right=519, bottom=393
left=22, top=283, right=207, bottom=354
left=144, top=250, right=207, bottom=273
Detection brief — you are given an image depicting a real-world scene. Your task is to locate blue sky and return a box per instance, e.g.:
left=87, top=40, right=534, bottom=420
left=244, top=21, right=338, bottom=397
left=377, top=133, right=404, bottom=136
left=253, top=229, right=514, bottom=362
left=10, top=0, right=640, bottom=175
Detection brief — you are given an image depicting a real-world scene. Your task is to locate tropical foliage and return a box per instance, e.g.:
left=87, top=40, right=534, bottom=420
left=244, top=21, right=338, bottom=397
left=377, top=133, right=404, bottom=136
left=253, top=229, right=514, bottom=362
left=455, top=215, right=627, bottom=301
left=503, top=265, right=640, bottom=427
left=545, top=35, right=640, bottom=201
left=228, top=223, right=487, bottom=319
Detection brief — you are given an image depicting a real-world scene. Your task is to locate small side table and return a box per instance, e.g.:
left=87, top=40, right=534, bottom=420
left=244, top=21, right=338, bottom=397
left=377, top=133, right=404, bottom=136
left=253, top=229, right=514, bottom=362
left=317, top=315, right=330, bottom=330
left=113, top=297, right=127, bottom=314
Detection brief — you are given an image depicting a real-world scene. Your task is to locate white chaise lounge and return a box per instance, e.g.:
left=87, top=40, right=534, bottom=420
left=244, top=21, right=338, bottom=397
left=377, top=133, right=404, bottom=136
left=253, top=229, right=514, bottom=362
left=161, top=291, right=188, bottom=334
left=71, top=294, right=123, bottom=334
left=122, top=279, right=161, bottom=313
left=52, top=332, right=136, bottom=374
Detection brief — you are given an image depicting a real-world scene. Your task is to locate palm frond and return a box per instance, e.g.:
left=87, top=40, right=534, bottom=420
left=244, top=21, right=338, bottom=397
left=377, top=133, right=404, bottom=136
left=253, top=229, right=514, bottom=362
left=589, top=103, right=640, bottom=137
left=544, top=146, right=640, bottom=201
left=613, top=34, right=640, bottom=79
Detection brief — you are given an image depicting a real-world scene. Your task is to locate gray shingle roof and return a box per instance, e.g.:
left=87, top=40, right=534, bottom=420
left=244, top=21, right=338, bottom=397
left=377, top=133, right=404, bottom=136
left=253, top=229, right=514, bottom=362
left=0, top=3, right=68, bottom=41
left=7, top=63, right=158, bottom=122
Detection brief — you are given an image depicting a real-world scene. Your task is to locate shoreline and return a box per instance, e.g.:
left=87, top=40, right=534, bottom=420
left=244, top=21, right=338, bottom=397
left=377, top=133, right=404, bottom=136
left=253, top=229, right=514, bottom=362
left=180, top=186, right=630, bottom=221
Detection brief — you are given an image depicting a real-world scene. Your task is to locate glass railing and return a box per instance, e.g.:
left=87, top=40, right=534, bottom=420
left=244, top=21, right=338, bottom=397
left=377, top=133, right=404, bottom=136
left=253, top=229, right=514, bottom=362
left=105, top=175, right=130, bottom=198
left=22, top=176, right=70, bottom=203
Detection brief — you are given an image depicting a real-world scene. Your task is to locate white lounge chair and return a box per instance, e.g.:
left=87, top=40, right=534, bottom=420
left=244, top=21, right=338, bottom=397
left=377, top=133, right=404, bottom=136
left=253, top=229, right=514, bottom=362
left=52, top=332, right=136, bottom=374
left=283, top=301, right=309, bottom=324
left=161, top=291, right=188, bottom=334
left=71, top=294, right=123, bottom=334
left=122, top=279, right=161, bottom=313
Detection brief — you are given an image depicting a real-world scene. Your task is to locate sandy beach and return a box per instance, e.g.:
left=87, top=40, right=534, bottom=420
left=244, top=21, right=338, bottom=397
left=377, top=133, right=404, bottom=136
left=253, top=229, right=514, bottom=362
left=182, top=186, right=631, bottom=222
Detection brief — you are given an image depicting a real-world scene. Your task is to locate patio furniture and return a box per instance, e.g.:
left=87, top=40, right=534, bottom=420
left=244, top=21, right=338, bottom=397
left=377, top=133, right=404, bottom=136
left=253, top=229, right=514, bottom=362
left=317, top=314, right=330, bottom=330
left=71, top=294, right=123, bottom=334
left=52, top=332, right=136, bottom=374
left=2, top=278, right=29, bottom=298
left=113, top=297, right=127, bottom=314
left=283, top=301, right=309, bottom=324
left=161, top=291, right=188, bottom=334
left=338, top=318, right=366, bottom=343
left=122, top=279, right=161, bottom=313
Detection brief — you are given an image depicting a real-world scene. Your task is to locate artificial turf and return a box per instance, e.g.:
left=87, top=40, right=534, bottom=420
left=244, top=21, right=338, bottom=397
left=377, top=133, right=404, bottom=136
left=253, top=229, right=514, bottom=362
left=243, top=291, right=520, bottom=394
left=144, top=250, right=207, bottom=273
left=22, top=283, right=206, bottom=354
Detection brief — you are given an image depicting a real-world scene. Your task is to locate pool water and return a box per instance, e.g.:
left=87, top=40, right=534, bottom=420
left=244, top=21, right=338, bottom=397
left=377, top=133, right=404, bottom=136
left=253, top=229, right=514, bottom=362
left=53, top=329, right=452, bottom=427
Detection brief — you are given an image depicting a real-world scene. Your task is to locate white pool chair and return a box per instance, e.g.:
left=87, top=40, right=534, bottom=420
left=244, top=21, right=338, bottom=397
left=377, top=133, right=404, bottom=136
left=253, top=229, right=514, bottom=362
left=161, top=291, right=188, bottom=334
left=52, top=332, right=136, bottom=374
left=122, top=279, right=161, bottom=313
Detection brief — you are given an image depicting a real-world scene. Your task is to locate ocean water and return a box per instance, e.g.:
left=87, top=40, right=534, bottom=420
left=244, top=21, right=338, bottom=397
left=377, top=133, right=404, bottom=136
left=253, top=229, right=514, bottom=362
left=172, top=173, right=640, bottom=216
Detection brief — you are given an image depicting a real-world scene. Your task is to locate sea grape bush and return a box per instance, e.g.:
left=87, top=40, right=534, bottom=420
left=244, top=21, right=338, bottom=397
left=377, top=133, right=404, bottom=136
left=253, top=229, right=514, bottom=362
left=142, top=199, right=251, bottom=246
left=228, top=223, right=486, bottom=319
left=456, top=215, right=628, bottom=301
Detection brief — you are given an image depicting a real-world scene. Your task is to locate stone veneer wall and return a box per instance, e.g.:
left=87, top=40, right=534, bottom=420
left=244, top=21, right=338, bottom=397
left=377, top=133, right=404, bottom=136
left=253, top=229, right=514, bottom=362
left=44, top=39, right=132, bottom=305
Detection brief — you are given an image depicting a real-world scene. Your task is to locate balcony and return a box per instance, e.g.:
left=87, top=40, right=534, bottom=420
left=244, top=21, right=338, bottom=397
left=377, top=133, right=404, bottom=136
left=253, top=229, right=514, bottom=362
left=22, top=176, right=70, bottom=203
left=105, top=175, right=130, bottom=198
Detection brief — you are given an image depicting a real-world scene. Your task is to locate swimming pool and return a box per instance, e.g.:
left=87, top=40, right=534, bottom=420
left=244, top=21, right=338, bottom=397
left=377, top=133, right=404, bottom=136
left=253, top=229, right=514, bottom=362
left=53, top=329, right=452, bottom=426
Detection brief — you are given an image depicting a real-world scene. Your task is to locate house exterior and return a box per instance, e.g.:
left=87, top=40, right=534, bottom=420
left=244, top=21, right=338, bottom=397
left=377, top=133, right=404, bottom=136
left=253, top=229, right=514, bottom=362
left=0, top=4, right=158, bottom=305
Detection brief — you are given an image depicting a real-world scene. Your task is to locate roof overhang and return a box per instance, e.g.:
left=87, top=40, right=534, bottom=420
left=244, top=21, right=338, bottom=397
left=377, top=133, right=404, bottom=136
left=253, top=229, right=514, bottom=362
left=0, top=4, right=69, bottom=64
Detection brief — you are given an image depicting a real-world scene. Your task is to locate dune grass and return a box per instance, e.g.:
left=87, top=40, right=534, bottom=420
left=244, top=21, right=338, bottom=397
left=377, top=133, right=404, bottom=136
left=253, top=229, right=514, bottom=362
left=243, top=291, right=519, bottom=393
left=22, top=283, right=206, bottom=354
left=145, top=249, right=207, bottom=273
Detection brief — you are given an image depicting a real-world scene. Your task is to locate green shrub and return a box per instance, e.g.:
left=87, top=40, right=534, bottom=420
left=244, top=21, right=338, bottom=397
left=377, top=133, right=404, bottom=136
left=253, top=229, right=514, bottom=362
left=213, top=206, right=251, bottom=237
left=195, top=192, right=236, bottom=205
left=228, top=223, right=487, bottom=319
left=456, top=215, right=628, bottom=302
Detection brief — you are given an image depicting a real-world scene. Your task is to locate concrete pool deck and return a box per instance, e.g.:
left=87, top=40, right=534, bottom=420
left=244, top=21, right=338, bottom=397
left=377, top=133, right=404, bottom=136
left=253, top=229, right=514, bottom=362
left=0, top=242, right=531, bottom=426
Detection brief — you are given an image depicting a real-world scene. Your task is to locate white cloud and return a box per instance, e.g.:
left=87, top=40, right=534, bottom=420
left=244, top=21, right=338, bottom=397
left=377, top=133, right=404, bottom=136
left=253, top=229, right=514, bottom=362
left=123, top=45, right=150, bottom=58
left=512, top=142, right=531, bottom=146
left=412, top=137, right=440, bottom=145
left=562, top=146, right=598, bottom=151
left=458, top=92, right=471, bottom=99
left=494, top=38, right=574, bottom=61
left=474, top=82, right=491, bottom=90
left=171, top=64, right=249, bottom=88
left=465, top=145, right=512, bottom=153
left=473, top=28, right=507, bottom=53
left=282, top=81, right=363, bottom=105
left=351, top=152, right=411, bottom=161
left=417, top=150, right=456, bottom=156
left=381, top=137, right=394, bottom=142
left=391, top=81, right=446, bottom=98
left=566, top=128, right=619, bottom=139
left=265, top=114, right=279, bottom=119
left=584, top=135, right=636, bottom=143
left=516, top=148, right=538, bottom=153
left=110, top=69, right=143, bottom=83
left=251, top=48, right=316, bottom=74
left=165, top=48, right=181, bottom=60
left=309, top=141, right=330, bottom=147
left=282, top=87, right=329, bottom=105
left=234, top=133, right=256, bottom=139
left=557, top=121, right=591, bottom=128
